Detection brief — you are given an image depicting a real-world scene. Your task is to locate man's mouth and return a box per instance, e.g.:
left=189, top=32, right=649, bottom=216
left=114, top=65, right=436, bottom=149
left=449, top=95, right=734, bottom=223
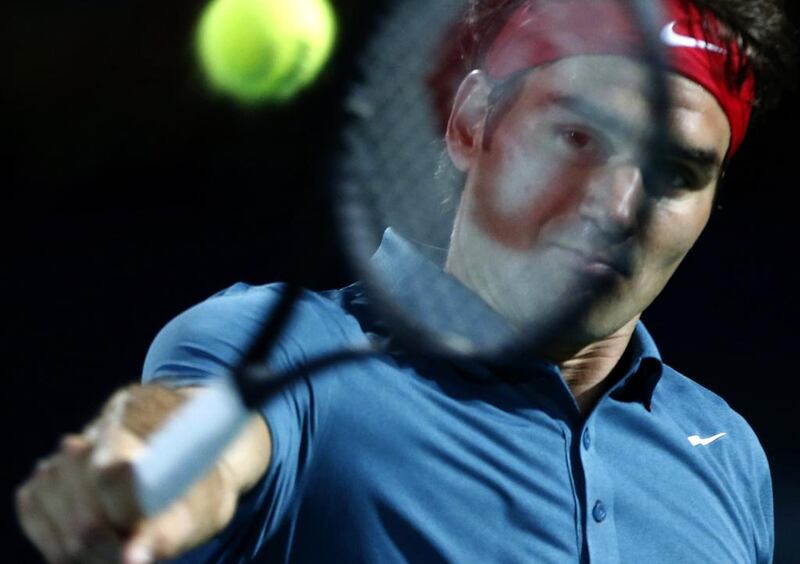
left=549, top=243, right=632, bottom=278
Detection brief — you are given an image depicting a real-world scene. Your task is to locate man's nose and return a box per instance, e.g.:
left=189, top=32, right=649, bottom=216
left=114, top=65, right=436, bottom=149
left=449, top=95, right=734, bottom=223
left=581, top=164, right=645, bottom=239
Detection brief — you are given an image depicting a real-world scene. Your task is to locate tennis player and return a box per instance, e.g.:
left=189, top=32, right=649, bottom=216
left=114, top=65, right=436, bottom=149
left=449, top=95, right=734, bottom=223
left=16, top=0, right=796, bottom=562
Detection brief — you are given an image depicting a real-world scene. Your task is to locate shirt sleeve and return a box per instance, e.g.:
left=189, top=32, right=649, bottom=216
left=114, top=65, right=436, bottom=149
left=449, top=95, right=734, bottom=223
left=749, top=432, right=774, bottom=564
left=140, top=282, right=352, bottom=562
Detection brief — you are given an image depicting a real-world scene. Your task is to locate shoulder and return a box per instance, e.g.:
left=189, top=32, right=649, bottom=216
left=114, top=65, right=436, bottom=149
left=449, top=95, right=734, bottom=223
left=656, top=364, right=765, bottom=457
left=655, top=366, right=772, bottom=513
left=142, top=282, right=369, bottom=384
left=655, top=365, right=774, bottom=555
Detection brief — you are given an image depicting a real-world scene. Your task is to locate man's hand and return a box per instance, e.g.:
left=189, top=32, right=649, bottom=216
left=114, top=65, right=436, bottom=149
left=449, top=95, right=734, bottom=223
left=15, top=385, right=271, bottom=564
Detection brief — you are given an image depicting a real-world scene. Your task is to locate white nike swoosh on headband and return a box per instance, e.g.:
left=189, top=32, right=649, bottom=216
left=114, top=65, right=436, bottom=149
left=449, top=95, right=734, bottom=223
left=660, top=21, right=727, bottom=54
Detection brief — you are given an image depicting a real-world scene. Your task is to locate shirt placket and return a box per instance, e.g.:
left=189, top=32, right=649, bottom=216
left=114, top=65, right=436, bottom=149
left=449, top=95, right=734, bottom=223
left=578, top=414, right=621, bottom=563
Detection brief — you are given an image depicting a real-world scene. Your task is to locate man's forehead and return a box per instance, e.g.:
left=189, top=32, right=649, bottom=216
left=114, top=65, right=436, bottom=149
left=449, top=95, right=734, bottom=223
left=527, top=56, right=649, bottom=90
left=514, top=56, right=653, bottom=124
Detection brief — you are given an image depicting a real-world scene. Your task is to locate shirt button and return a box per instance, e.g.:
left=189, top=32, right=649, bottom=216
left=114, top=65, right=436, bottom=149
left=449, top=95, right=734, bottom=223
left=582, top=429, right=591, bottom=450
left=592, top=501, right=607, bottom=523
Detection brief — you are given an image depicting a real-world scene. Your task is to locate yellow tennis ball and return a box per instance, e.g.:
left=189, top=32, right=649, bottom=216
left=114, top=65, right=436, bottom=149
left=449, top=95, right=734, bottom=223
left=196, top=0, right=337, bottom=103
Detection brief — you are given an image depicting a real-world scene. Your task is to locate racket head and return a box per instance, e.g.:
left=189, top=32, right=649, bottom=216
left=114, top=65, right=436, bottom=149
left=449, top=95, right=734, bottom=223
left=336, top=0, right=671, bottom=363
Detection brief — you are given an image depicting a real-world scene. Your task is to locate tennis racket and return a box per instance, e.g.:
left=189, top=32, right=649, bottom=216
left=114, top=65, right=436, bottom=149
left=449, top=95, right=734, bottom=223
left=134, top=0, right=672, bottom=517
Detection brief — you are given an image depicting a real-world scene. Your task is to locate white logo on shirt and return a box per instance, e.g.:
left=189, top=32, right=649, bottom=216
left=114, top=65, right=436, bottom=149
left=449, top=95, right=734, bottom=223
left=688, top=432, right=727, bottom=447
left=661, top=21, right=727, bottom=54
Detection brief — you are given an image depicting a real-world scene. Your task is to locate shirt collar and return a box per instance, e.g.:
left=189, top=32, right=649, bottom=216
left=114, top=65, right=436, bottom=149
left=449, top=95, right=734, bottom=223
left=608, top=322, right=664, bottom=411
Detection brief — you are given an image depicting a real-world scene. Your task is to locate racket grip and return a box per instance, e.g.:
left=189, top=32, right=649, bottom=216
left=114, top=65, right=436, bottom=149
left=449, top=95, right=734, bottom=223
left=132, top=378, right=249, bottom=517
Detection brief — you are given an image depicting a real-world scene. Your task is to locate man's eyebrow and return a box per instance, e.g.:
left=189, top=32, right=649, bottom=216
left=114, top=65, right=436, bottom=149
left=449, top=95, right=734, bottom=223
left=665, top=142, right=722, bottom=170
left=542, top=93, right=641, bottom=139
left=545, top=93, right=595, bottom=113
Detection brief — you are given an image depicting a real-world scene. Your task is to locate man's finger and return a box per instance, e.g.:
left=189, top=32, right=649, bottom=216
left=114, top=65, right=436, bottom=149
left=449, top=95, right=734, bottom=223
left=15, top=481, right=68, bottom=564
left=31, top=452, right=87, bottom=559
left=123, top=502, right=203, bottom=564
left=90, top=426, right=146, bottom=528
left=123, top=541, right=156, bottom=564
left=92, top=457, right=143, bottom=528
left=57, top=435, right=124, bottom=562
left=122, top=465, right=237, bottom=564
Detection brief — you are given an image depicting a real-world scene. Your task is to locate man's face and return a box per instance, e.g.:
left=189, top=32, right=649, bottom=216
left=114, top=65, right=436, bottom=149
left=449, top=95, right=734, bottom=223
left=445, top=56, right=731, bottom=347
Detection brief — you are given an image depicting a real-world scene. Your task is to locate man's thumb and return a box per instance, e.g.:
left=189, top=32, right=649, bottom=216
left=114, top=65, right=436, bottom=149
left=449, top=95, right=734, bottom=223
left=123, top=500, right=201, bottom=564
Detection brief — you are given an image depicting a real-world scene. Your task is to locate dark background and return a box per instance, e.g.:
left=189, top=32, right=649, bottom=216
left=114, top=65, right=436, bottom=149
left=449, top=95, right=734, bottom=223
left=3, top=0, right=798, bottom=561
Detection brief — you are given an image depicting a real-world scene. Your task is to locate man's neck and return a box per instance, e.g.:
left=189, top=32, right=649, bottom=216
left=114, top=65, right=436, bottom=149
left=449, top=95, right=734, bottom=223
left=547, top=317, right=640, bottom=414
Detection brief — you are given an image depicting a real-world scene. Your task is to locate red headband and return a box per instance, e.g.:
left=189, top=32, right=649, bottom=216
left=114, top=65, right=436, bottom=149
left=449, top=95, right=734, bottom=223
left=484, top=0, right=756, bottom=157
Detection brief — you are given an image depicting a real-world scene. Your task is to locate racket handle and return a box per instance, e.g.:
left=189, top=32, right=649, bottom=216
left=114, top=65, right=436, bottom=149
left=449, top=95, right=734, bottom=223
left=132, top=378, right=249, bottom=517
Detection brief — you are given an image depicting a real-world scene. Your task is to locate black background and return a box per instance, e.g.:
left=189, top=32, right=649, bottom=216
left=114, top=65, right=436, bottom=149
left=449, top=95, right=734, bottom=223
left=3, top=0, right=798, bottom=561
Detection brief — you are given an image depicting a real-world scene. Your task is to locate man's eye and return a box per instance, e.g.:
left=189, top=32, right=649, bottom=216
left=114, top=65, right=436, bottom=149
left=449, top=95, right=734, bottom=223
left=661, top=161, right=700, bottom=190
left=555, top=127, right=608, bottom=163
left=561, top=129, right=593, bottom=149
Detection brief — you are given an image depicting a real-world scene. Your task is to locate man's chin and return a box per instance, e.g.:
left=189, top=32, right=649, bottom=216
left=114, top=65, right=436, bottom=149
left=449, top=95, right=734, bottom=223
left=534, top=305, right=641, bottom=357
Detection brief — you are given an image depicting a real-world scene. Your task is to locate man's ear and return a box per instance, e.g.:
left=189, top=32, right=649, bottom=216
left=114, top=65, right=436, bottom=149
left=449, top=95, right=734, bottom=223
left=446, top=70, right=491, bottom=172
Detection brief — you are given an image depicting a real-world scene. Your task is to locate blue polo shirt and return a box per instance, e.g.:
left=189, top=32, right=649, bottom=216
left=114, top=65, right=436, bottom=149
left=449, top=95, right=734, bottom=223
left=143, top=232, right=773, bottom=563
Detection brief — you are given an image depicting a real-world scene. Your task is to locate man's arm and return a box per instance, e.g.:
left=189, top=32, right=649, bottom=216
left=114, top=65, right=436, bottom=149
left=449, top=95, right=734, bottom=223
left=15, top=383, right=271, bottom=564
